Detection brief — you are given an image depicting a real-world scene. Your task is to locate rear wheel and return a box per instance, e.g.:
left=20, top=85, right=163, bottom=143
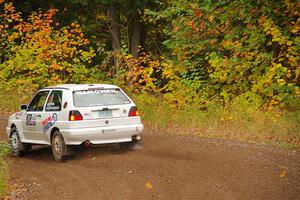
left=10, top=128, right=27, bottom=157
left=51, top=131, right=67, bottom=162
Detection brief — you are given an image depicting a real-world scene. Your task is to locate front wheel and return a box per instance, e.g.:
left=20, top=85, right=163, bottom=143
left=10, top=128, right=27, bottom=157
left=51, top=131, right=67, bottom=162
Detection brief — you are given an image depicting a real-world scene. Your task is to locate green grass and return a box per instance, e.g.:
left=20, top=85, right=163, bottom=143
left=133, top=93, right=300, bottom=149
left=0, top=142, right=9, bottom=198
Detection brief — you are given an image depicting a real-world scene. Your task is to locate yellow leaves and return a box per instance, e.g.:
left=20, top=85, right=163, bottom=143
left=268, top=99, right=279, bottom=107
left=124, top=54, right=133, bottom=60
left=279, top=170, right=287, bottom=178
left=279, top=166, right=288, bottom=178
left=260, top=17, right=293, bottom=46
left=222, top=40, right=242, bottom=51
left=276, top=79, right=286, bottom=86
left=162, top=62, right=175, bottom=79
left=295, top=68, right=300, bottom=79
left=220, top=74, right=227, bottom=83
left=294, top=87, right=300, bottom=96
left=95, top=14, right=107, bottom=21
left=208, top=15, right=214, bottom=23
left=291, top=18, right=300, bottom=34
left=145, top=181, right=153, bottom=190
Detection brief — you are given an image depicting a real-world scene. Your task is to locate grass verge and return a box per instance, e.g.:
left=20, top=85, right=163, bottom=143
left=0, top=141, right=9, bottom=198
left=1, top=89, right=299, bottom=149
left=133, top=93, right=300, bottom=149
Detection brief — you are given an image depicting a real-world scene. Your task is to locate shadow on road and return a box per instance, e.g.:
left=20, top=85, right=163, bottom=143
left=18, top=143, right=137, bottom=162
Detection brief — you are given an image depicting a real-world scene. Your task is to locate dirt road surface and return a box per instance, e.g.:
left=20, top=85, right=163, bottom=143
left=1, top=118, right=300, bottom=200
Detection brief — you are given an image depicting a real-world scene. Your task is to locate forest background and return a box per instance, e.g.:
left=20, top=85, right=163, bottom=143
left=0, top=0, right=299, bottom=148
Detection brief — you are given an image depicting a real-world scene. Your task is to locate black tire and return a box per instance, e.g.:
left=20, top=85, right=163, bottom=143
left=51, top=131, right=67, bottom=162
left=10, top=128, right=27, bottom=157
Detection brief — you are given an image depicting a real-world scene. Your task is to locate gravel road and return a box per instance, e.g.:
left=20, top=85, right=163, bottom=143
left=1, top=118, right=300, bottom=200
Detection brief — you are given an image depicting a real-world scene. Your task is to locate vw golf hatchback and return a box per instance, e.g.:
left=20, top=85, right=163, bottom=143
left=6, top=84, right=144, bottom=161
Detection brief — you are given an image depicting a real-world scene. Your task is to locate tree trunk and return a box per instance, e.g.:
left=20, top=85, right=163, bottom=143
left=0, top=51, right=3, bottom=64
left=128, top=12, right=142, bottom=58
left=110, top=0, right=121, bottom=67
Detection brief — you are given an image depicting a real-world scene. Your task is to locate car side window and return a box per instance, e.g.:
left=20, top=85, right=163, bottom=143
left=27, top=91, right=50, bottom=112
left=45, top=91, right=62, bottom=112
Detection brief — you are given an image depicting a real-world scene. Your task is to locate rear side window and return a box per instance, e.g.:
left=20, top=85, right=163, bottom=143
left=46, top=90, right=62, bottom=111
left=73, top=89, right=131, bottom=107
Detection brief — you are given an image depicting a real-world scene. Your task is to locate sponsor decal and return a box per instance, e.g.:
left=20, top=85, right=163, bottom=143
left=75, top=89, right=118, bottom=95
left=15, top=112, right=22, bottom=119
left=26, top=114, right=36, bottom=126
left=42, top=113, right=57, bottom=132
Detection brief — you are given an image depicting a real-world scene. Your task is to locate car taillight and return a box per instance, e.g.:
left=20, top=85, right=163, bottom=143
left=69, top=110, right=83, bottom=121
left=128, top=106, right=140, bottom=117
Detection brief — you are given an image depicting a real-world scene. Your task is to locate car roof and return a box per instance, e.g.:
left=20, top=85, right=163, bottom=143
left=43, top=84, right=119, bottom=91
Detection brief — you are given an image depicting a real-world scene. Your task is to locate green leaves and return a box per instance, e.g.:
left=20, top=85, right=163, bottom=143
left=144, top=0, right=300, bottom=106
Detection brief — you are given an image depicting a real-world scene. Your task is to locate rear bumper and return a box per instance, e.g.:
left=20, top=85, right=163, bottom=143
left=60, top=124, right=144, bottom=145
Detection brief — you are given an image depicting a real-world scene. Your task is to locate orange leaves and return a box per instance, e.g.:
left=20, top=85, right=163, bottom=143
left=194, top=8, right=203, bottom=17
left=3, top=2, right=22, bottom=23
left=121, top=52, right=172, bottom=92
left=186, top=21, right=197, bottom=30
left=49, top=62, right=61, bottom=72
left=0, top=3, right=94, bottom=88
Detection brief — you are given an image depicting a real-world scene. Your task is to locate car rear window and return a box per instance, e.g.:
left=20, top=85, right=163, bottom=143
left=73, top=88, right=131, bottom=107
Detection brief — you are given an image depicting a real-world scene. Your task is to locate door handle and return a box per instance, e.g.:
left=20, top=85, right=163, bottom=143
left=36, top=114, right=41, bottom=118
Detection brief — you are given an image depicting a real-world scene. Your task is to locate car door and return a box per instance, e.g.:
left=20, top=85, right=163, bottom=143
left=37, top=90, right=62, bottom=137
left=22, top=90, right=50, bottom=141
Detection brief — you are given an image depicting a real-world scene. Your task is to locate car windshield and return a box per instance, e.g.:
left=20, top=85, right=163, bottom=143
left=73, top=88, right=131, bottom=107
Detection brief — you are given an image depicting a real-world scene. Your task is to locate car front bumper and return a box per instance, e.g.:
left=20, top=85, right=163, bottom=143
left=60, top=124, right=144, bottom=145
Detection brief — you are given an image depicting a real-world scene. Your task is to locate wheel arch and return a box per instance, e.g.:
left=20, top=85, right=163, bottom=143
left=50, top=127, right=60, bottom=144
left=9, top=123, right=17, bottom=138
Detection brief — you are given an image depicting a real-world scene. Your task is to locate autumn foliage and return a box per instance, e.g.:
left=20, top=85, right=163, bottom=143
left=0, top=0, right=298, bottom=148
left=143, top=0, right=300, bottom=108
left=0, top=0, right=299, bottom=109
left=0, top=1, right=95, bottom=93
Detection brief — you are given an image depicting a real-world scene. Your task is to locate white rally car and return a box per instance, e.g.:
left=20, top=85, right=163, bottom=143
left=6, top=84, right=144, bottom=161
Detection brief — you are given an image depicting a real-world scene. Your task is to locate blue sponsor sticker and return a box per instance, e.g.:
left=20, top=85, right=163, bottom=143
left=42, top=113, right=57, bottom=132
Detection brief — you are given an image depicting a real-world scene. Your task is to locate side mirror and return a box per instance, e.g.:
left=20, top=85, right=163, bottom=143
left=20, top=104, right=27, bottom=110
